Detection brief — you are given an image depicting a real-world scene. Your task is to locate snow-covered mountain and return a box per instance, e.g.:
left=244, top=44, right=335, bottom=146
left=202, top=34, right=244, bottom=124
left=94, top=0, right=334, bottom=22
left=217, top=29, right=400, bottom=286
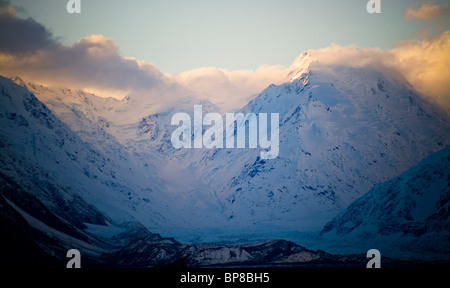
left=12, top=77, right=227, bottom=237
left=319, top=145, right=450, bottom=260
left=3, top=50, right=450, bottom=251
left=0, top=76, right=182, bottom=230
left=183, top=52, right=450, bottom=238
left=3, top=75, right=344, bottom=267
left=0, top=75, right=122, bottom=266
left=9, top=50, right=450, bottom=243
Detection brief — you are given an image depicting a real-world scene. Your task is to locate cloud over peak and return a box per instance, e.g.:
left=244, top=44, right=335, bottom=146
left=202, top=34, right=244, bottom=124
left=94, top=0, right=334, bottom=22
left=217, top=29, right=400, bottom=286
left=298, top=34, right=450, bottom=114
left=175, top=65, right=288, bottom=112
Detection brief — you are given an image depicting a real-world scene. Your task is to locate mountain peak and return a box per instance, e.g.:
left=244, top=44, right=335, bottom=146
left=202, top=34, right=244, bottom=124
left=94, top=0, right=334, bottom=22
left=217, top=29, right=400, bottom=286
left=287, top=51, right=315, bottom=82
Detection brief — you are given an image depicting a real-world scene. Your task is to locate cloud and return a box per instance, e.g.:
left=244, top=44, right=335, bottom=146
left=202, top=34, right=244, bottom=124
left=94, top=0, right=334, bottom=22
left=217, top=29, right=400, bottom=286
left=174, top=65, right=289, bottom=112
left=305, top=45, right=390, bottom=70
left=0, top=1, right=289, bottom=112
left=304, top=33, right=450, bottom=114
left=0, top=1, right=169, bottom=101
left=0, top=0, right=448, bottom=116
left=403, top=1, right=450, bottom=37
left=403, top=1, right=450, bottom=21
left=0, top=0, right=16, bottom=17
left=0, top=34, right=169, bottom=100
left=390, top=31, right=450, bottom=112
left=0, top=1, right=55, bottom=55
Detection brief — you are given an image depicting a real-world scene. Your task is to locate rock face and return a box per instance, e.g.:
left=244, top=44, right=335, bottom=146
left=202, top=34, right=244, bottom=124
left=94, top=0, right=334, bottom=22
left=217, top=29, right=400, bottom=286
left=103, top=235, right=331, bottom=268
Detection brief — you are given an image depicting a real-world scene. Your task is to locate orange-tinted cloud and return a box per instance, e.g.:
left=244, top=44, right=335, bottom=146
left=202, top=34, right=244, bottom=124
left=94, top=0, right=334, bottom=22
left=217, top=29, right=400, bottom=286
left=0, top=0, right=285, bottom=112
left=305, top=32, right=450, bottom=114
left=0, top=0, right=170, bottom=101
left=0, top=0, right=15, bottom=17
left=390, top=31, right=450, bottom=112
left=403, top=1, right=450, bottom=21
left=403, top=1, right=450, bottom=38
left=0, top=34, right=168, bottom=98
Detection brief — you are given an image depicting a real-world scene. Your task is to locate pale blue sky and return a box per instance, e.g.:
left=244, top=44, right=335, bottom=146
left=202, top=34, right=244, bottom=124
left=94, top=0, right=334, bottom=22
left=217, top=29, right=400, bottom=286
left=7, top=0, right=439, bottom=73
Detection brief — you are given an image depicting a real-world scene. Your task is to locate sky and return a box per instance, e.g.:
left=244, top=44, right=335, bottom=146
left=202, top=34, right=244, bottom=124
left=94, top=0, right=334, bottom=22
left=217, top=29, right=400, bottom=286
left=1, top=0, right=449, bottom=113
left=6, top=0, right=444, bottom=73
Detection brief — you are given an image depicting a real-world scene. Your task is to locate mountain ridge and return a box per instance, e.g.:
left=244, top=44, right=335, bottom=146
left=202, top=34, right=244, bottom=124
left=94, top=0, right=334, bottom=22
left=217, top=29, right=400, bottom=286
left=6, top=54, right=450, bottom=239
left=1, top=47, right=449, bottom=263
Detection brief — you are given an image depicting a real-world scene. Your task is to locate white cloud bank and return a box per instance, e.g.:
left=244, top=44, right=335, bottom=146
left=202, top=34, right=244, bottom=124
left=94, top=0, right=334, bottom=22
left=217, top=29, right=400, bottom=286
left=174, top=65, right=288, bottom=112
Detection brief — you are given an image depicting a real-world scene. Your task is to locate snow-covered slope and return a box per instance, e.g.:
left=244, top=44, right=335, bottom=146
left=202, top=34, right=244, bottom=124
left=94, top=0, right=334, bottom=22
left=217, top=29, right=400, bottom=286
left=4, top=76, right=229, bottom=239
left=319, top=145, right=450, bottom=260
left=7, top=50, right=450, bottom=244
left=0, top=78, right=372, bottom=267
left=0, top=76, right=174, bottom=231
left=0, top=76, right=130, bottom=264
left=0, top=76, right=219, bottom=266
left=189, top=52, right=450, bottom=237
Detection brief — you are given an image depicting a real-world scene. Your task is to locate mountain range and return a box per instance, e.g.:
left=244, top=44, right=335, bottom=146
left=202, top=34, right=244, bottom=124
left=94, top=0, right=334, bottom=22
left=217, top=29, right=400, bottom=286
left=1, top=51, right=449, bottom=266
